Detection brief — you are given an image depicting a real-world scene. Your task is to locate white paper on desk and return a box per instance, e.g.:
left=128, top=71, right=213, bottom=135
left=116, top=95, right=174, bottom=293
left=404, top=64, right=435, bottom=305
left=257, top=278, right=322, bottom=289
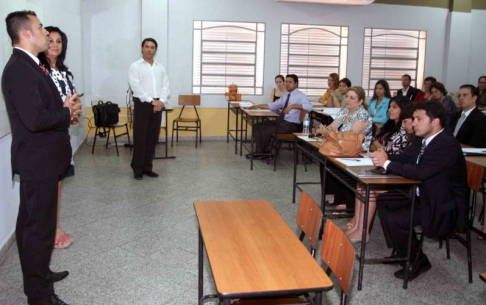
left=311, top=102, right=324, bottom=107
left=297, top=135, right=318, bottom=142
left=462, top=148, right=486, bottom=154
left=245, top=109, right=272, bottom=112
left=235, top=102, right=253, bottom=108
left=335, top=158, right=374, bottom=166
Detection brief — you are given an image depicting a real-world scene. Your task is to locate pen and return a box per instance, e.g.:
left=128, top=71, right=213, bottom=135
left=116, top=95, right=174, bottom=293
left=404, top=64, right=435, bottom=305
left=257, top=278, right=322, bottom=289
left=347, top=159, right=361, bottom=162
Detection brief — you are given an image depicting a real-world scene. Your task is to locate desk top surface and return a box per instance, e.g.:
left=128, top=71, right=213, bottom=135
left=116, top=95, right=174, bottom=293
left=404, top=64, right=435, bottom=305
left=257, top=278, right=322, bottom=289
left=466, top=156, right=486, bottom=168
left=194, top=200, right=333, bottom=297
left=241, top=108, right=280, bottom=117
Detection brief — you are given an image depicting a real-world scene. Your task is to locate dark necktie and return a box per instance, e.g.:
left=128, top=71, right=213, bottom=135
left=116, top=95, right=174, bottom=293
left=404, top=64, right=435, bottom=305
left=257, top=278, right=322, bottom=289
left=416, top=140, right=426, bottom=164
left=280, top=93, right=290, bottom=120
left=39, top=63, right=48, bottom=75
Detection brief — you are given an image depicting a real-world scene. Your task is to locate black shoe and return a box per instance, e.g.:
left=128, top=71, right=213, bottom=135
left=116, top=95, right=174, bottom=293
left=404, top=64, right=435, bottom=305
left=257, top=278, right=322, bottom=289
left=46, top=270, right=69, bottom=283
left=134, top=173, right=143, bottom=180
left=142, top=171, right=159, bottom=178
left=47, top=295, right=69, bottom=305
left=394, top=254, right=431, bottom=280
left=246, top=153, right=267, bottom=160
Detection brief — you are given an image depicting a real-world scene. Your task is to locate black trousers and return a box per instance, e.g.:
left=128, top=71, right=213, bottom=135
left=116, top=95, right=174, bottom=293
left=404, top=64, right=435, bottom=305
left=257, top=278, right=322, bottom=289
left=253, top=119, right=300, bottom=153
left=325, top=174, right=356, bottom=209
left=131, top=98, right=162, bottom=175
left=377, top=193, right=422, bottom=258
left=17, top=177, right=58, bottom=301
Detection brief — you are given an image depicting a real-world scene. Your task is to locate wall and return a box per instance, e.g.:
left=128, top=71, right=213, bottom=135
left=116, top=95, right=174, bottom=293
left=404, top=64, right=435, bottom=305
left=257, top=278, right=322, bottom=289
left=467, top=9, right=486, bottom=83
left=0, top=0, right=84, bottom=257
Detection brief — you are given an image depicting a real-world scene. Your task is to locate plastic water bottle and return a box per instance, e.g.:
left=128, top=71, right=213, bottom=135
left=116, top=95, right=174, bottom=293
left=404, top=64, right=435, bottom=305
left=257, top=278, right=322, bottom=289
left=302, top=113, right=310, bottom=136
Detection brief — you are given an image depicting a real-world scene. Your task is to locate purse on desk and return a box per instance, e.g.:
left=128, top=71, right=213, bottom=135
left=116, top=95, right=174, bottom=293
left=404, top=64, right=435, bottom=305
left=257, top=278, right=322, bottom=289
left=318, top=129, right=365, bottom=157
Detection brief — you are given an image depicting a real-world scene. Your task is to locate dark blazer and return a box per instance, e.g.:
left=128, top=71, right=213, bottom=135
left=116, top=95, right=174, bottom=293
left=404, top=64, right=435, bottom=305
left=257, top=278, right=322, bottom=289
left=387, top=130, right=468, bottom=237
left=449, top=107, right=486, bottom=148
left=2, top=48, right=72, bottom=181
left=397, top=86, right=420, bottom=101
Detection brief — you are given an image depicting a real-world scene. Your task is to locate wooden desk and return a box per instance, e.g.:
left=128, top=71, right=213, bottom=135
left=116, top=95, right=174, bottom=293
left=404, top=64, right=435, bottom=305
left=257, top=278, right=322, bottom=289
left=292, top=134, right=421, bottom=290
left=195, top=200, right=333, bottom=304
left=240, top=109, right=280, bottom=170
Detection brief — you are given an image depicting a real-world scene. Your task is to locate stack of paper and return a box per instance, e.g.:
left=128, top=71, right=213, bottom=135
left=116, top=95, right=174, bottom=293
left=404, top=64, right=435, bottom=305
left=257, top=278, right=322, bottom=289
left=335, top=158, right=374, bottom=166
left=237, top=102, right=253, bottom=108
left=462, top=148, right=486, bottom=155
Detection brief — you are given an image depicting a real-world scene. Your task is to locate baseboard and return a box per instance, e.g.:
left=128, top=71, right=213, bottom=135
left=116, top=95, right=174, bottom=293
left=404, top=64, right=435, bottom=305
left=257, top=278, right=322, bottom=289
left=0, top=230, right=16, bottom=267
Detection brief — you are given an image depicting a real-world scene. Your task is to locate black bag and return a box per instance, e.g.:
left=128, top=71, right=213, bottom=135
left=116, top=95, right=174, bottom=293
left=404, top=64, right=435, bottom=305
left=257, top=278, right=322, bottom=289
left=93, top=100, right=120, bottom=127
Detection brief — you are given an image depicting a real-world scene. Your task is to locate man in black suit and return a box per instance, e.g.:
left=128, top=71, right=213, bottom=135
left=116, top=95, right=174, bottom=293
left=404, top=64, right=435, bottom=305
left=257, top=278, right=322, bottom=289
left=370, top=101, right=468, bottom=280
left=2, top=11, right=79, bottom=305
left=449, top=84, right=486, bottom=148
left=397, top=74, right=420, bottom=101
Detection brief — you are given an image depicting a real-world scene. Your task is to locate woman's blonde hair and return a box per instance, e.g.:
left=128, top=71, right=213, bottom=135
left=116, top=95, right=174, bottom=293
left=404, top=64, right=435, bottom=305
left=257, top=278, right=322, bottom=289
left=347, top=86, right=367, bottom=110
left=329, top=73, right=339, bottom=90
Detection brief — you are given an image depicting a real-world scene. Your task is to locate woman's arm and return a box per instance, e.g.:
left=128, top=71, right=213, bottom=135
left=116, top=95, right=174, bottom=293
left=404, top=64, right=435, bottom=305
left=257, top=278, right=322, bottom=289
left=349, top=120, right=370, bottom=134
left=270, top=88, right=275, bottom=102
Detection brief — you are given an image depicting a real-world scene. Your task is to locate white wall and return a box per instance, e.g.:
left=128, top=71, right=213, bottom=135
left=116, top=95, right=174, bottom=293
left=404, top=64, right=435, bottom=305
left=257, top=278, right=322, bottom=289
left=83, top=0, right=451, bottom=109
left=467, top=9, right=486, bottom=85
left=0, top=0, right=84, bottom=254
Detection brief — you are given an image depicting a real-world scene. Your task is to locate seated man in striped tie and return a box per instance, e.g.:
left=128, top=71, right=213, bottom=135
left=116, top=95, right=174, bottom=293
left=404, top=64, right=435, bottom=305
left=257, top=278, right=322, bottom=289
left=370, top=101, right=468, bottom=281
left=247, top=74, right=312, bottom=160
left=449, top=84, right=486, bottom=148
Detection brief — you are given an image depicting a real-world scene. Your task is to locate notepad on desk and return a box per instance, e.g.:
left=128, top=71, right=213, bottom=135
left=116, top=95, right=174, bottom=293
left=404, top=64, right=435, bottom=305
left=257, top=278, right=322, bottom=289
left=335, top=158, right=374, bottom=166
left=346, top=166, right=402, bottom=179
left=245, top=109, right=272, bottom=112
left=297, top=135, right=318, bottom=142
left=462, top=148, right=486, bottom=156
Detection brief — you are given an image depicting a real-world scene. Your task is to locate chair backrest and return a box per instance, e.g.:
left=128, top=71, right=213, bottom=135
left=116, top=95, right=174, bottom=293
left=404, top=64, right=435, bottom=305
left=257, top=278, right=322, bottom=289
left=466, top=160, right=484, bottom=192
left=296, top=192, right=322, bottom=251
left=320, top=219, right=355, bottom=297
left=179, top=95, right=201, bottom=106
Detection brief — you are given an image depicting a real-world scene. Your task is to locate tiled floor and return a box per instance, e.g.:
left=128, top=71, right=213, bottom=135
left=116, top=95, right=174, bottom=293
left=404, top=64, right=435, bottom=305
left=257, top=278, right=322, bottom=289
left=0, top=140, right=485, bottom=304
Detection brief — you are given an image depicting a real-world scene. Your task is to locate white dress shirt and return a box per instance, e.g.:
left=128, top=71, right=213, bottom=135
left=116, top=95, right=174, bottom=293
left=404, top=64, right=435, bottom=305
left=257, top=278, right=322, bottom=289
left=14, top=47, right=39, bottom=65
left=128, top=58, right=170, bottom=103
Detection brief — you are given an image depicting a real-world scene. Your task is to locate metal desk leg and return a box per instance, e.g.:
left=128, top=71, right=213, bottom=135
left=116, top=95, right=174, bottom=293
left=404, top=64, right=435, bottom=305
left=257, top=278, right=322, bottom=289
left=223, top=300, right=231, bottom=305
left=250, top=116, right=255, bottom=170
left=227, top=103, right=230, bottom=143
left=235, top=107, right=239, bottom=154
left=198, top=228, right=203, bottom=304
left=357, top=185, right=371, bottom=291
left=318, top=160, right=327, bottom=240
left=240, top=111, right=245, bottom=156
left=292, top=139, right=298, bottom=203
left=403, top=186, right=417, bottom=289
left=314, top=292, right=322, bottom=304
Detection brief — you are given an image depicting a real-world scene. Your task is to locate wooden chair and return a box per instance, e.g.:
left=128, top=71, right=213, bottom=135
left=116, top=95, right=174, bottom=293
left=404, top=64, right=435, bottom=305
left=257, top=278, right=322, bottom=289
left=91, top=100, right=131, bottom=156
left=171, top=95, right=201, bottom=148
left=420, top=160, right=483, bottom=284
left=232, top=219, right=355, bottom=305
left=296, top=191, right=323, bottom=257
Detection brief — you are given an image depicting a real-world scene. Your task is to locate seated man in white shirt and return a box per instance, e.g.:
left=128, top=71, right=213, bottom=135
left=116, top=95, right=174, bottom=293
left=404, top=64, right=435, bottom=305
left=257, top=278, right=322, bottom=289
left=397, top=74, right=420, bottom=101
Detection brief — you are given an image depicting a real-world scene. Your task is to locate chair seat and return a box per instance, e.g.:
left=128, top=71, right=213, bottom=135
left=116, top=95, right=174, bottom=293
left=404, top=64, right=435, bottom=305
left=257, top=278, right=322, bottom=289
left=276, top=133, right=296, bottom=140
left=174, top=117, right=200, bottom=122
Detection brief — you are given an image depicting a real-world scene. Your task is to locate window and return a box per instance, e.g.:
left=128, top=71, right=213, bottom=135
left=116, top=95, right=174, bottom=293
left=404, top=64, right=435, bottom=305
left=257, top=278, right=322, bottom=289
left=362, top=28, right=427, bottom=97
left=193, top=21, right=265, bottom=95
left=280, top=23, right=348, bottom=96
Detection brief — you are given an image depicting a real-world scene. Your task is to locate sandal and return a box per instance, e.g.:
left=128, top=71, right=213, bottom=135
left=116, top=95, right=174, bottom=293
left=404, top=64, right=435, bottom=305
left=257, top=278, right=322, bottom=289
left=478, top=234, right=486, bottom=240
left=343, top=222, right=354, bottom=231
left=54, top=234, right=72, bottom=249
left=63, top=233, right=74, bottom=244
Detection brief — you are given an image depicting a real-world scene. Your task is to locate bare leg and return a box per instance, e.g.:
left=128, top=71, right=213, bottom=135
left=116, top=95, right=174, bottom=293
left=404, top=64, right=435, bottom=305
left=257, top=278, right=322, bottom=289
left=54, top=180, right=73, bottom=249
left=347, top=187, right=380, bottom=239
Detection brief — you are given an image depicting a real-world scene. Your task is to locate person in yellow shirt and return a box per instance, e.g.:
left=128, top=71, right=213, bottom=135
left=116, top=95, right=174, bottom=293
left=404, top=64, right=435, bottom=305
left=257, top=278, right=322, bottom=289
left=318, top=73, right=339, bottom=107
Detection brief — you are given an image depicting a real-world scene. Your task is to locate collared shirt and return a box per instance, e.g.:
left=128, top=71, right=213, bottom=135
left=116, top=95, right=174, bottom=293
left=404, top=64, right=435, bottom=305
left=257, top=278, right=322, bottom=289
left=14, top=47, right=39, bottom=65
left=402, top=87, right=409, bottom=96
left=461, top=106, right=475, bottom=119
left=268, top=89, right=312, bottom=124
left=368, top=97, right=390, bottom=125
left=128, top=58, right=170, bottom=103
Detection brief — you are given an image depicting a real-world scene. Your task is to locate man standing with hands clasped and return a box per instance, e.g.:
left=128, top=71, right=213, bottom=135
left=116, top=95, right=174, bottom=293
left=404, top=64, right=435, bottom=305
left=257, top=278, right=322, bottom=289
left=369, top=101, right=467, bottom=281
left=129, top=38, right=170, bottom=180
left=2, top=10, right=81, bottom=305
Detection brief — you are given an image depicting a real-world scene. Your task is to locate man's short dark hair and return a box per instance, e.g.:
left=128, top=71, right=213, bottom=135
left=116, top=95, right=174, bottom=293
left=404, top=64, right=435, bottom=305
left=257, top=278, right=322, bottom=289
left=286, top=74, right=299, bottom=86
left=415, top=100, right=447, bottom=128
left=424, top=76, right=437, bottom=83
left=459, top=84, right=478, bottom=97
left=141, top=38, right=158, bottom=49
left=402, top=74, right=412, bottom=81
left=5, top=10, right=37, bottom=45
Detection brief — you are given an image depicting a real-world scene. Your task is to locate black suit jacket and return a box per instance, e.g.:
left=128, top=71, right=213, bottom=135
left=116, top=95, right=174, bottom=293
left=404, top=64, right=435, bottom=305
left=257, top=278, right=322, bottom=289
left=449, top=107, right=486, bottom=148
left=387, top=130, right=468, bottom=237
left=397, top=86, right=420, bottom=101
left=2, top=48, right=71, bottom=181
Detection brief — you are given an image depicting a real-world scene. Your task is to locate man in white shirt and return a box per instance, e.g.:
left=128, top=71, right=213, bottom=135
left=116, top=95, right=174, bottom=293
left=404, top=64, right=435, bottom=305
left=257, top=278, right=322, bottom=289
left=128, top=38, right=170, bottom=180
left=397, top=74, right=420, bottom=101
left=449, top=84, right=486, bottom=148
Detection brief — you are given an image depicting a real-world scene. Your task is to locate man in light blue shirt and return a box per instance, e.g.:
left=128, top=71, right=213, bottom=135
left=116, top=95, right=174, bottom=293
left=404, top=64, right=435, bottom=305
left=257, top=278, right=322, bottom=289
left=248, top=74, right=312, bottom=158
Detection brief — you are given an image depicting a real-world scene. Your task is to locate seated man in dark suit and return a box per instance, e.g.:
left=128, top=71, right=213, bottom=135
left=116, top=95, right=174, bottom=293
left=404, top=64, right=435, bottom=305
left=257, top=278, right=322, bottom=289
left=370, top=101, right=468, bottom=281
left=449, top=84, right=486, bottom=148
left=247, top=74, right=312, bottom=159
left=397, top=74, right=420, bottom=101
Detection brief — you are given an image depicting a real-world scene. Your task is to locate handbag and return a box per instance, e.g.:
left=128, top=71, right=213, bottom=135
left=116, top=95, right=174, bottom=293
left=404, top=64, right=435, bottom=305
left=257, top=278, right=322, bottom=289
left=92, top=100, right=120, bottom=127
left=318, top=129, right=365, bottom=157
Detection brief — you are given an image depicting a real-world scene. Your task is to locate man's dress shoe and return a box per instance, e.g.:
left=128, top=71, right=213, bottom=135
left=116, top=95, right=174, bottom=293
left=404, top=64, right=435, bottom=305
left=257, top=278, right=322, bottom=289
left=46, top=270, right=69, bottom=283
left=394, top=254, right=431, bottom=280
left=134, top=173, right=143, bottom=180
left=142, top=171, right=159, bottom=178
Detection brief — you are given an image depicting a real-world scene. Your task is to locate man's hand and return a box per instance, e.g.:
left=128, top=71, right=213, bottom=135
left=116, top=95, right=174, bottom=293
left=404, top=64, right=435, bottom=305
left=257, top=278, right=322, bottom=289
left=370, top=148, right=388, bottom=168
left=152, top=100, right=165, bottom=112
